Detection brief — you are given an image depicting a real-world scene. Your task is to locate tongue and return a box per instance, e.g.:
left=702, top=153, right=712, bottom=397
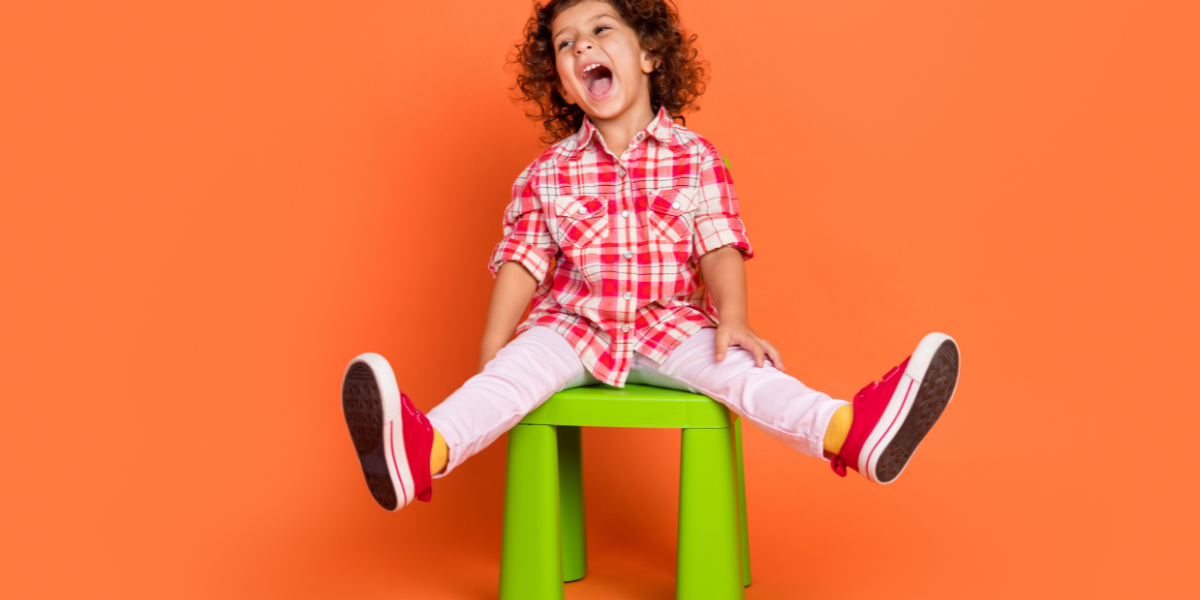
left=588, top=72, right=613, bottom=96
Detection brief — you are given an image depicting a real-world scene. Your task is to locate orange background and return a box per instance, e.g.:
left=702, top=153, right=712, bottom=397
left=2, top=1, right=1198, bottom=598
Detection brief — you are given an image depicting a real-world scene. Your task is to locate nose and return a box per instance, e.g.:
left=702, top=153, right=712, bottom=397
left=574, top=40, right=592, bottom=54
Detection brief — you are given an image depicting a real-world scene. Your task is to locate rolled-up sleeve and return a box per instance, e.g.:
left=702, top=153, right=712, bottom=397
left=693, top=150, right=753, bottom=259
left=488, top=163, right=557, bottom=280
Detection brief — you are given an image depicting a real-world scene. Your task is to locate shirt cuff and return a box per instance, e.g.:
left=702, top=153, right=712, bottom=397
left=695, top=217, right=754, bottom=259
left=489, top=238, right=553, bottom=281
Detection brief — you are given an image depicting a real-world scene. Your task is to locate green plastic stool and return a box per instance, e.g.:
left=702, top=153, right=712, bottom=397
left=499, top=384, right=751, bottom=600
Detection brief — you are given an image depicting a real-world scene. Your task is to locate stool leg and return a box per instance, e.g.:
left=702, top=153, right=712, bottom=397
left=734, top=418, right=751, bottom=587
left=500, top=424, right=564, bottom=600
left=557, top=425, right=588, bottom=582
left=677, top=427, right=745, bottom=600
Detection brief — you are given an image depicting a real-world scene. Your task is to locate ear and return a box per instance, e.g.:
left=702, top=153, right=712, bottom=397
left=640, top=48, right=657, bottom=74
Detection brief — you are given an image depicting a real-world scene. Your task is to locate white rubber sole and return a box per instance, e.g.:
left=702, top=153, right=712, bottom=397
left=859, top=332, right=961, bottom=484
left=342, top=352, right=416, bottom=510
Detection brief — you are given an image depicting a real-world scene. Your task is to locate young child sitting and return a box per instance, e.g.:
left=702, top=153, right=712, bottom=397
left=340, top=0, right=960, bottom=512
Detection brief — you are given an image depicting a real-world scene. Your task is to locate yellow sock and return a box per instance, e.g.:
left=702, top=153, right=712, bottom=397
left=823, top=405, right=853, bottom=456
left=430, top=429, right=449, bottom=476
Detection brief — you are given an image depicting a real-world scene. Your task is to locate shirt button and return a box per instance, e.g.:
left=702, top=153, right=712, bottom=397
left=624, top=251, right=633, bottom=259
left=621, top=209, right=631, bottom=218
left=671, top=201, right=681, bottom=210
left=578, top=206, right=588, bottom=215
left=621, top=324, right=633, bottom=333
left=623, top=292, right=632, bottom=300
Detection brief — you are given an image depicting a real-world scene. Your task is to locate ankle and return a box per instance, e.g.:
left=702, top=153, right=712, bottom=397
left=430, top=429, right=449, bottom=475
left=823, top=405, right=853, bottom=456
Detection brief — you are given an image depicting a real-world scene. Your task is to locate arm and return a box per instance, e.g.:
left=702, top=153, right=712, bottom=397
left=692, top=150, right=779, bottom=369
left=699, top=246, right=784, bottom=370
left=481, top=161, right=555, bottom=372
left=477, top=262, right=538, bottom=373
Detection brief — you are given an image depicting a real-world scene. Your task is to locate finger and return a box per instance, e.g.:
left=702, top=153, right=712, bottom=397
left=748, top=340, right=766, bottom=368
left=763, top=341, right=785, bottom=371
left=714, top=331, right=729, bottom=361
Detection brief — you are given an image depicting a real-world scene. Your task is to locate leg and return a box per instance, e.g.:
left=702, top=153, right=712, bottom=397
left=500, top=424, right=564, bottom=600
left=635, top=329, right=850, bottom=460
left=557, top=425, right=587, bottom=582
left=677, top=427, right=745, bottom=600
left=426, top=326, right=586, bottom=476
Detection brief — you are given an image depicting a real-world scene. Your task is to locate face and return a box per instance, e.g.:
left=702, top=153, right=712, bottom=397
left=551, top=0, right=656, bottom=121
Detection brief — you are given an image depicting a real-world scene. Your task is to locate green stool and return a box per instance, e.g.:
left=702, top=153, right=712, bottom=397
left=499, top=384, right=751, bottom=600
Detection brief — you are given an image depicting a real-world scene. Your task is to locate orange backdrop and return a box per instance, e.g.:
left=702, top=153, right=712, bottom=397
left=2, top=1, right=1198, bottom=598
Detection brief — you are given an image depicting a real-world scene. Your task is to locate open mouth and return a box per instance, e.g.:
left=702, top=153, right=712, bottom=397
left=581, top=63, right=614, bottom=98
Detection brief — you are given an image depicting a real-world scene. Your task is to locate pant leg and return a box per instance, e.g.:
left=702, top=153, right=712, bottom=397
left=426, top=326, right=586, bottom=477
left=560, top=363, right=601, bottom=389
left=631, top=328, right=850, bottom=459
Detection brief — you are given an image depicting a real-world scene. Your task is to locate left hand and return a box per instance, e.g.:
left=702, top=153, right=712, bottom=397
left=714, top=320, right=785, bottom=371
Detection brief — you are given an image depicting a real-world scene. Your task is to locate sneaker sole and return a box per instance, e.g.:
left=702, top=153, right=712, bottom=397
left=862, top=333, right=961, bottom=484
left=342, top=353, right=413, bottom=511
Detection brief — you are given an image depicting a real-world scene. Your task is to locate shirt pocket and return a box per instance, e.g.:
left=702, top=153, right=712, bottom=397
left=553, top=195, right=609, bottom=248
left=647, top=188, right=699, bottom=244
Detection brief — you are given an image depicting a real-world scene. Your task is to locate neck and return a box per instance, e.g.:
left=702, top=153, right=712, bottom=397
left=590, top=101, right=656, bottom=158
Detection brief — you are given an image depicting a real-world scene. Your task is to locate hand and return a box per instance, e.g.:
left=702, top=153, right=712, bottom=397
left=714, top=320, right=785, bottom=371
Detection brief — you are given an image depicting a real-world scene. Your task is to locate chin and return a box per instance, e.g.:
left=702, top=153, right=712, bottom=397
left=579, top=88, right=628, bottom=119
left=581, top=101, right=626, bottom=121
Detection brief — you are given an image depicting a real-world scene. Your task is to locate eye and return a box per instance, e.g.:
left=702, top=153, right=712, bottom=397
left=557, top=39, right=573, bottom=50
left=594, top=26, right=610, bottom=35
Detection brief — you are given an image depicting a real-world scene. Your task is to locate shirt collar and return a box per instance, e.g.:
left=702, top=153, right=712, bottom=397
left=644, top=106, right=677, bottom=146
left=566, top=106, right=682, bottom=161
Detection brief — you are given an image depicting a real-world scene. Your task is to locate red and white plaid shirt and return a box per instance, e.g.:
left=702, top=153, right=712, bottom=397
left=489, top=108, right=753, bottom=386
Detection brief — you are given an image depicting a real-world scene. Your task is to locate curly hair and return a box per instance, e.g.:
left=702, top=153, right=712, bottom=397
left=511, top=0, right=708, bottom=144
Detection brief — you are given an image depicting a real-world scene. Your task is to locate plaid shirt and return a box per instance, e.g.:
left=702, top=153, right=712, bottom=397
left=489, top=108, right=753, bottom=386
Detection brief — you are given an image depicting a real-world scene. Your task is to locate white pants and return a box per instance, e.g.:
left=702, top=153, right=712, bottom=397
left=427, top=326, right=849, bottom=476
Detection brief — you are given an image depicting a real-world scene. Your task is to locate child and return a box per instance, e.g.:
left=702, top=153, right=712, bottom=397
left=340, top=0, right=960, bottom=512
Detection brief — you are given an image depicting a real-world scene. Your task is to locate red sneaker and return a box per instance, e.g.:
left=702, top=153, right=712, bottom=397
left=341, top=353, right=434, bottom=510
left=831, top=333, right=960, bottom=484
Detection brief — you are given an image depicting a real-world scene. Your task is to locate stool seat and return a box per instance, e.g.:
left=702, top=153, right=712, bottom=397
left=521, top=384, right=732, bottom=429
left=500, top=384, right=751, bottom=600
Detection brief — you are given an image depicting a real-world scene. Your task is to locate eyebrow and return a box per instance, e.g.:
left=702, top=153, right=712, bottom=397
left=551, top=13, right=617, bottom=43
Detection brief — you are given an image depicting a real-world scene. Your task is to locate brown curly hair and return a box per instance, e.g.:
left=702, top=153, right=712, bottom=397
left=511, top=0, right=708, bottom=144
